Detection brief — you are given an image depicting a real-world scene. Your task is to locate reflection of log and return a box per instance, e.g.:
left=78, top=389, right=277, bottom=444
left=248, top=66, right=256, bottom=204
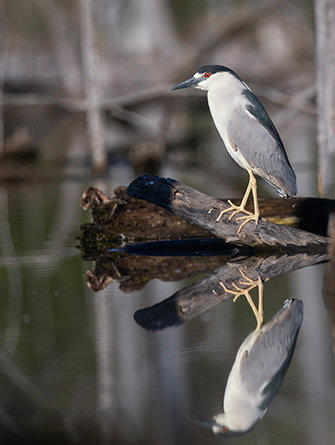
left=128, top=175, right=330, bottom=248
left=135, top=252, right=327, bottom=330
left=86, top=254, right=230, bottom=293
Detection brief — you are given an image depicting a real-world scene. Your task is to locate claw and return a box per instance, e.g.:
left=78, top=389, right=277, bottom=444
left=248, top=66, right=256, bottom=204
left=216, top=200, right=253, bottom=223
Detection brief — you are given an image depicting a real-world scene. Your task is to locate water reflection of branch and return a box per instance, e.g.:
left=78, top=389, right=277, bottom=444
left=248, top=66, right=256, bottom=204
left=0, top=190, right=22, bottom=355
left=91, top=288, right=115, bottom=442
left=0, top=350, right=63, bottom=436
left=86, top=252, right=226, bottom=293
left=134, top=253, right=326, bottom=330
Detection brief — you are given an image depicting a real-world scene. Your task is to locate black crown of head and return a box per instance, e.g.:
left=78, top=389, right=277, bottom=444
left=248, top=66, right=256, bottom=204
left=197, top=65, right=233, bottom=74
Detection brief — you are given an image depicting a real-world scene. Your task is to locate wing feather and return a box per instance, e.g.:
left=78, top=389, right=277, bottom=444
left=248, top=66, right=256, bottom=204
left=227, top=90, right=297, bottom=196
left=240, top=299, right=303, bottom=409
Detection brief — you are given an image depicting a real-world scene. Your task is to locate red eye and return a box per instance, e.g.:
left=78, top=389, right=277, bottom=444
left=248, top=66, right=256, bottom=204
left=204, top=72, right=211, bottom=78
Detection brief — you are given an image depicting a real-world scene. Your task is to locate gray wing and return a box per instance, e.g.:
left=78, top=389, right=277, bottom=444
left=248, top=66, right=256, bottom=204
left=240, top=299, right=303, bottom=409
left=227, top=89, right=297, bottom=196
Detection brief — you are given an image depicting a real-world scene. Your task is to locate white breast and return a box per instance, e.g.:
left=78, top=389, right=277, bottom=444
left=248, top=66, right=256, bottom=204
left=221, top=332, right=265, bottom=431
left=207, top=74, right=251, bottom=171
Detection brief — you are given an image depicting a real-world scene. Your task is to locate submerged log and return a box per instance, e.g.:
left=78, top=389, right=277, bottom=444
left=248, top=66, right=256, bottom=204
left=127, top=175, right=330, bottom=249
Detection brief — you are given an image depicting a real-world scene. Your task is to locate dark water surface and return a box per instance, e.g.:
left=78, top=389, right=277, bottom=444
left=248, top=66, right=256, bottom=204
left=0, top=179, right=334, bottom=444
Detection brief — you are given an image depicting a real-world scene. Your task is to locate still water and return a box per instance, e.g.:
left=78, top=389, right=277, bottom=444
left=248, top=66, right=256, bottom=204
left=0, top=175, right=334, bottom=444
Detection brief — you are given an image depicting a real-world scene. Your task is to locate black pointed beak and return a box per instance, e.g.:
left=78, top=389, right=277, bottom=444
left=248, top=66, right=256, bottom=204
left=189, top=418, right=215, bottom=429
left=171, top=76, right=199, bottom=90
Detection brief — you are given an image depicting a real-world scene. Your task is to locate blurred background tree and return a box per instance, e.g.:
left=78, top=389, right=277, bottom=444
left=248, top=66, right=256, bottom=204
left=315, top=0, right=335, bottom=196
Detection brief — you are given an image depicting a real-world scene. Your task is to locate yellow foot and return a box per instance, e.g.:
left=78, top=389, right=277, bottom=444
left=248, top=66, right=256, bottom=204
left=219, top=269, right=264, bottom=330
left=216, top=200, right=253, bottom=223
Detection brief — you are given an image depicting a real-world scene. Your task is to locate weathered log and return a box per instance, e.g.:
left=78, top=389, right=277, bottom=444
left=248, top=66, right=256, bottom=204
left=81, top=184, right=335, bottom=237
left=127, top=175, right=330, bottom=249
left=79, top=185, right=213, bottom=252
left=79, top=177, right=334, bottom=253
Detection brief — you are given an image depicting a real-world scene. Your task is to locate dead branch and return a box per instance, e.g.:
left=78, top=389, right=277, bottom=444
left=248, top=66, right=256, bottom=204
left=2, top=84, right=315, bottom=116
left=263, top=85, right=316, bottom=128
left=37, top=0, right=82, bottom=95
left=175, top=0, right=289, bottom=80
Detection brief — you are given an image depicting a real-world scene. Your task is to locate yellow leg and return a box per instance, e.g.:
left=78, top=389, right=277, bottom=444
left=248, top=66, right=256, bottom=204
left=235, top=171, right=260, bottom=232
left=216, top=174, right=253, bottom=222
left=219, top=269, right=264, bottom=330
left=238, top=271, right=263, bottom=330
left=216, top=170, right=260, bottom=233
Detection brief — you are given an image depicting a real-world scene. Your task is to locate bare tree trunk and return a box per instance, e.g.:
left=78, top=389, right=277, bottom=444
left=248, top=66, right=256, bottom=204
left=315, top=0, right=335, bottom=196
left=35, top=0, right=82, bottom=96
left=0, top=54, right=4, bottom=154
left=0, top=0, right=8, bottom=153
left=79, top=0, right=106, bottom=173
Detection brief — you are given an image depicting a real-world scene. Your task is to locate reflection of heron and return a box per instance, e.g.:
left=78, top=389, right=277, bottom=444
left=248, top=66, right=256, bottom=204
left=212, top=298, right=303, bottom=436
left=172, top=65, right=296, bottom=233
left=220, top=269, right=264, bottom=330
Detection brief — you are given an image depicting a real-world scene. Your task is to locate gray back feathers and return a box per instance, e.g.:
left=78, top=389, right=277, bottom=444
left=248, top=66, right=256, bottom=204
left=240, top=299, right=303, bottom=409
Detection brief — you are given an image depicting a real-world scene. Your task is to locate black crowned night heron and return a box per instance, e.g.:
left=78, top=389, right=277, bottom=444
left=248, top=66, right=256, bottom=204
left=172, top=65, right=297, bottom=232
left=211, top=298, right=303, bottom=436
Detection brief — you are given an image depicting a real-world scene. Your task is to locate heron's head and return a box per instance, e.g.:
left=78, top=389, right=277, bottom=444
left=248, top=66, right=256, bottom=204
left=172, top=65, right=238, bottom=92
left=212, top=418, right=231, bottom=435
left=212, top=413, right=237, bottom=436
left=188, top=413, right=236, bottom=437
left=212, top=412, right=256, bottom=437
